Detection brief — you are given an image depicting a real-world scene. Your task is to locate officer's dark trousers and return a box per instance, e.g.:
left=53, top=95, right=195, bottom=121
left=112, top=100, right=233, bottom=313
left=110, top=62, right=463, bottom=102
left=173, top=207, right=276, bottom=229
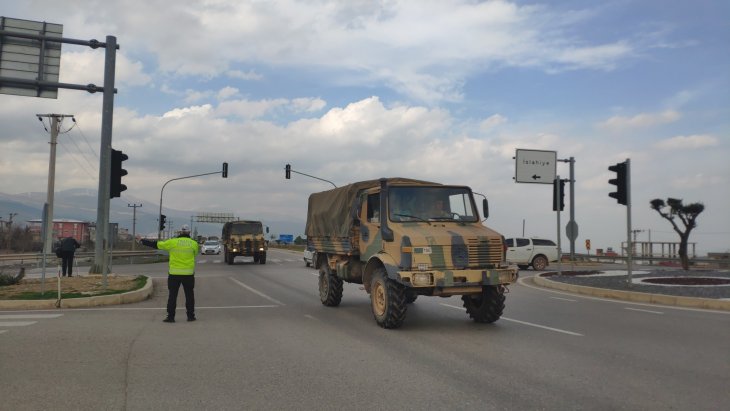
left=167, top=275, right=195, bottom=319
left=61, top=251, right=75, bottom=276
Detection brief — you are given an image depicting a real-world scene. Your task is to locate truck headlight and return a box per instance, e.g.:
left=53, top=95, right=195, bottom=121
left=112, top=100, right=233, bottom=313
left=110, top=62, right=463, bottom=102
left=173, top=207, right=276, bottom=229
left=412, top=272, right=433, bottom=286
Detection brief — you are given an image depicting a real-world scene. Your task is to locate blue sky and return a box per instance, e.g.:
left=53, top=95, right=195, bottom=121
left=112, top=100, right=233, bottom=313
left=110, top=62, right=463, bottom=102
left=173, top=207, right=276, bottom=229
left=1, top=0, right=728, bottom=254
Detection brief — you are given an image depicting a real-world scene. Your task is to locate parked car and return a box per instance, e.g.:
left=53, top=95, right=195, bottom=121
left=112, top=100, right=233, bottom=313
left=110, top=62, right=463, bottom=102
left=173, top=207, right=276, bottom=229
left=505, top=237, right=559, bottom=270
left=303, top=246, right=316, bottom=267
left=201, top=240, right=222, bottom=255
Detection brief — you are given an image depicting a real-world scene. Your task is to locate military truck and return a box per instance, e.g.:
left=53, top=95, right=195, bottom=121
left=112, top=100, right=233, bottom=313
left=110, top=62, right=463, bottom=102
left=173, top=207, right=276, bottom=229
left=306, top=178, right=518, bottom=329
left=221, top=220, right=268, bottom=264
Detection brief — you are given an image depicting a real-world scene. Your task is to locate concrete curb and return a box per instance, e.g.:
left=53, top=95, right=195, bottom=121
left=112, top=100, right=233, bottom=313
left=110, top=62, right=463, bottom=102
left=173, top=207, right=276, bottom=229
left=0, top=276, right=154, bottom=310
left=533, top=275, right=730, bottom=311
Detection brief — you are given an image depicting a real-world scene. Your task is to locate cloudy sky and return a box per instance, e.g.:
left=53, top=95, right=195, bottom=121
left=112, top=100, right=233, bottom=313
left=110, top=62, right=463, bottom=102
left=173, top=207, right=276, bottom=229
left=1, top=0, right=728, bottom=254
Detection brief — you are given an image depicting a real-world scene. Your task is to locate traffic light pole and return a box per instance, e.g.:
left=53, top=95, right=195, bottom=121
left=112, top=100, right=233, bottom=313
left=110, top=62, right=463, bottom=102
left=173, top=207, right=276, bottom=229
left=625, top=159, right=633, bottom=285
left=555, top=176, right=562, bottom=276
left=91, top=36, right=117, bottom=289
left=158, top=166, right=227, bottom=240
left=285, top=164, right=336, bottom=188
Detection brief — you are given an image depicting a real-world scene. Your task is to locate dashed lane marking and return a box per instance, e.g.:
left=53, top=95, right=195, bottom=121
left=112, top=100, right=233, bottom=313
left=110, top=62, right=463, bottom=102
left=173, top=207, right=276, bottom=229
left=440, top=303, right=583, bottom=336
left=624, top=307, right=664, bottom=315
left=550, top=297, right=577, bottom=302
left=229, top=277, right=285, bottom=306
left=0, top=314, right=64, bottom=320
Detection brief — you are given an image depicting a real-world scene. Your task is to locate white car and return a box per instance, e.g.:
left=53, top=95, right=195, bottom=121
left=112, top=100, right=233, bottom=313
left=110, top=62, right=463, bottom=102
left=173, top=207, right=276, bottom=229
left=303, top=247, right=316, bottom=267
left=505, top=237, right=559, bottom=270
left=201, top=240, right=222, bottom=255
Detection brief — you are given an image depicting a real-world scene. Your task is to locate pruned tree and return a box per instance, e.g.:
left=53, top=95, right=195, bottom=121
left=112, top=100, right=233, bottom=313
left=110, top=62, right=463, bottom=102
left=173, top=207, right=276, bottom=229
left=649, top=198, right=704, bottom=270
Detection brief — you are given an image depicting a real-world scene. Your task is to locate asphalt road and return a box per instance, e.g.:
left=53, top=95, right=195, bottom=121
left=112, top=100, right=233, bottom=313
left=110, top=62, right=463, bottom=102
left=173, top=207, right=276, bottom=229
left=1, top=248, right=728, bottom=410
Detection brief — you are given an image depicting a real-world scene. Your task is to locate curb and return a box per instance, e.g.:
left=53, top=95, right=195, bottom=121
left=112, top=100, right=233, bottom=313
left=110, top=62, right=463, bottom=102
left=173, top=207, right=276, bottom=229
left=0, top=276, right=154, bottom=310
left=533, top=275, right=730, bottom=311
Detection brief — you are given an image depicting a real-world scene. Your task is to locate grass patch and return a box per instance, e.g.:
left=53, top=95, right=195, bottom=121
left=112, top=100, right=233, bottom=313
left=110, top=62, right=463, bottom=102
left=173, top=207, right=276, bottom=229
left=0, top=275, right=148, bottom=300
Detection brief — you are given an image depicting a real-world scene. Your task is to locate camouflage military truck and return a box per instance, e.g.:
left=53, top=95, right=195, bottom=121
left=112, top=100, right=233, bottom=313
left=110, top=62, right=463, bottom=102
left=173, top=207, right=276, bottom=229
left=222, top=220, right=268, bottom=265
left=306, top=178, right=518, bottom=329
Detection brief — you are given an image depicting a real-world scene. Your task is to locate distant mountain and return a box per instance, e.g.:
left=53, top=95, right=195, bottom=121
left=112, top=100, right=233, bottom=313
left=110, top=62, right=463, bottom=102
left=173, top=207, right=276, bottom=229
left=0, top=189, right=305, bottom=239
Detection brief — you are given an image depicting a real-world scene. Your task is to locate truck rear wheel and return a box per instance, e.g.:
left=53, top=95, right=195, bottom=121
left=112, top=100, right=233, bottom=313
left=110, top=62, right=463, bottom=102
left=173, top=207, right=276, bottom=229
left=370, top=267, right=407, bottom=329
left=461, top=285, right=505, bottom=323
left=225, top=251, right=233, bottom=265
left=531, top=255, right=548, bottom=270
left=318, top=261, right=342, bottom=306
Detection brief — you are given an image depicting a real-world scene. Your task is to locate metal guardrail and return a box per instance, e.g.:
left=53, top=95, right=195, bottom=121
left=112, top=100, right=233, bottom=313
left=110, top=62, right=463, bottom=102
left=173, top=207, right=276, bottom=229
left=0, top=250, right=159, bottom=263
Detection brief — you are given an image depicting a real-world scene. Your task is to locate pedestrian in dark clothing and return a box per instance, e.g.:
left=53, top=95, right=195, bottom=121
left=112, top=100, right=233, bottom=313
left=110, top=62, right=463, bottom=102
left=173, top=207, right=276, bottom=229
left=138, top=225, right=199, bottom=323
left=58, top=237, right=81, bottom=277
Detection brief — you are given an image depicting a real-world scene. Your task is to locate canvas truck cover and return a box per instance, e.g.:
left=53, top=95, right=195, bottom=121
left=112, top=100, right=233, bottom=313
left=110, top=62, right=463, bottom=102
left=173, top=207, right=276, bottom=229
left=305, top=177, right=438, bottom=238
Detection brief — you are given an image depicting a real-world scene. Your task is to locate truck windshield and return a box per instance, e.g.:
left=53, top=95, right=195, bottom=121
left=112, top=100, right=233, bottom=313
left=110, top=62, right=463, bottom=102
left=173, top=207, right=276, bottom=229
left=388, top=186, right=478, bottom=222
left=230, top=224, right=263, bottom=235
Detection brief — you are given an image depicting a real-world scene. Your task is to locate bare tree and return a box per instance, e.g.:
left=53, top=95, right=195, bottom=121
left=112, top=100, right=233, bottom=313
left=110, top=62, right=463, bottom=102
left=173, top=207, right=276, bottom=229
left=649, top=198, right=704, bottom=270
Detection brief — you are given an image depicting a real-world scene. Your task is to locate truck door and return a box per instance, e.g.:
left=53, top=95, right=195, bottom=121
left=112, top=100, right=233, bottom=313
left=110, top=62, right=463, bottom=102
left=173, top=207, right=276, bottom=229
left=359, top=192, right=382, bottom=259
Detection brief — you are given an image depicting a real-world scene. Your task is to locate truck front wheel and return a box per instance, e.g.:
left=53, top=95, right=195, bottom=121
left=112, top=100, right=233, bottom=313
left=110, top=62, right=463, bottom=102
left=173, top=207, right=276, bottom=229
left=370, top=267, right=407, bottom=329
left=259, top=252, right=266, bottom=264
left=462, top=286, right=505, bottom=323
left=318, top=261, right=342, bottom=306
left=225, top=251, right=234, bottom=265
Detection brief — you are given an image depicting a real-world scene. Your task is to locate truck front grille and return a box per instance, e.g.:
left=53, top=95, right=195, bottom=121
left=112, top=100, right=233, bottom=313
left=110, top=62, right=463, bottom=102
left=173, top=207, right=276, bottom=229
left=467, top=237, right=502, bottom=267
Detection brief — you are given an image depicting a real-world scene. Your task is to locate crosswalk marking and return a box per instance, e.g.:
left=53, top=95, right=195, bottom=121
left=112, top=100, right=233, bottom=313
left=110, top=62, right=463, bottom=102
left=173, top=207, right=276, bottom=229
left=0, top=314, right=63, bottom=320
left=0, top=321, right=38, bottom=327
left=0, top=313, right=63, bottom=334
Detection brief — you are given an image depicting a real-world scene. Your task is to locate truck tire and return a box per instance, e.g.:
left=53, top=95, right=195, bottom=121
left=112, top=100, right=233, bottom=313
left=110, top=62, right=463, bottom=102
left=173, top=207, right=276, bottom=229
left=405, top=290, right=418, bottom=304
left=225, top=251, right=233, bottom=265
left=531, top=255, right=548, bottom=270
left=370, top=267, right=407, bottom=329
left=461, top=286, right=505, bottom=323
left=259, top=253, right=266, bottom=264
left=318, top=261, right=342, bottom=306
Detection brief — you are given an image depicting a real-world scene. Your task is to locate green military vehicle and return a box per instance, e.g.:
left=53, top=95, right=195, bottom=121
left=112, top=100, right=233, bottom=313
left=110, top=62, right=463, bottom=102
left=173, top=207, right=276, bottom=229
left=222, top=220, right=268, bottom=265
left=306, top=178, right=518, bottom=328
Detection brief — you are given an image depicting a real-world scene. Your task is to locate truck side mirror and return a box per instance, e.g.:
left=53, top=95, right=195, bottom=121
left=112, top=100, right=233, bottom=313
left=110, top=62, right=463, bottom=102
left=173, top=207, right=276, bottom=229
left=482, top=198, right=489, bottom=220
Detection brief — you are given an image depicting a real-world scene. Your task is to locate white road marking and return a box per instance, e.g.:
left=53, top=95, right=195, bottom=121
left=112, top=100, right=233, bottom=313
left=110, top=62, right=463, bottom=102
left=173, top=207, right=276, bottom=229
left=624, top=307, right=664, bottom=315
left=229, top=277, right=285, bottom=306
left=501, top=317, right=584, bottom=336
left=440, top=303, right=583, bottom=336
left=0, top=321, right=37, bottom=327
left=550, top=297, right=577, bottom=302
left=0, top=314, right=63, bottom=319
left=0, top=330, right=7, bottom=334
left=304, top=314, right=318, bottom=320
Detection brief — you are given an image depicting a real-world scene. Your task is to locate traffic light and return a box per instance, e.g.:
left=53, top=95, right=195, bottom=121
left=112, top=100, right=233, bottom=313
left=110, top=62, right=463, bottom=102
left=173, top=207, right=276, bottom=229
left=285, top=164, right=291, bottom=179
left=159, top=214, right=166, bottom=232
left=110, top=148, right=128, bottom=198
left=608, top=161, right=628, bottom=205
left=222, top=162, right=228, bottom=178
left=552, top=179, right=565, bottom=211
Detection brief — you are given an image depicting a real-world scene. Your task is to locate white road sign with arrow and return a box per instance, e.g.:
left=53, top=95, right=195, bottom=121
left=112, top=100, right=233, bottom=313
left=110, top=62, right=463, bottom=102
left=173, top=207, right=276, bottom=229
left=514, top=149, right=557, bottom=184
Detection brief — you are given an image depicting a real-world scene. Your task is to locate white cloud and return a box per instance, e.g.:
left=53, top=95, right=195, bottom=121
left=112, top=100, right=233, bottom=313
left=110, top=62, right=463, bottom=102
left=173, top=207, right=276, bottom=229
left=480, top=114, right=508, bottom=131
left=217, top=87, right=240, bottom=101
left=184, top=89, right=214, bottom=103
left=671, top=174, right=725, bottom=189
left=655, top=135, right=720, bottom=150
left=60, top=50, right=151, bottom=88
left=227, top=70, right=263, bottom=80
left=162, top=104, right=213, bottom=119
left=290, top=98, right=326, bottom=113
left=598, top=110, right=681, bottom=131
left=40, top=0, right=639, bottom=103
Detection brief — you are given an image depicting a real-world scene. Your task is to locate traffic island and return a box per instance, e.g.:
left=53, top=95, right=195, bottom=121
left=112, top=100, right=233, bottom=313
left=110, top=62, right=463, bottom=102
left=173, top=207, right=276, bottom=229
left=533, top=270, right=730, bottom=311
left=0, top=274, right=153, bottom=310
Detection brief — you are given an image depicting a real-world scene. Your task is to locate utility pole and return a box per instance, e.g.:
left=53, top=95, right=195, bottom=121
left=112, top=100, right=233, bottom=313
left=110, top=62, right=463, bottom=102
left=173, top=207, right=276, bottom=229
left=127, top=203, right=141, bottom=250
left=37, top=114, right=74, bottom=255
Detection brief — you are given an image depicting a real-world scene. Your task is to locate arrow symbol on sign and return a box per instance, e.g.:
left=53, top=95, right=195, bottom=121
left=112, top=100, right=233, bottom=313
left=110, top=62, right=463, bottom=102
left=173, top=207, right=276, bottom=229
left=531, top=174, right=541, bottom=180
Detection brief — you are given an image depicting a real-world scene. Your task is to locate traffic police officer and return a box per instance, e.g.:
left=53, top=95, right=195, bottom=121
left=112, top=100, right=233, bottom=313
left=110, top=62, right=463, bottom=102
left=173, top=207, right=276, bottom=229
left=140, top=224, right=199, bottom=322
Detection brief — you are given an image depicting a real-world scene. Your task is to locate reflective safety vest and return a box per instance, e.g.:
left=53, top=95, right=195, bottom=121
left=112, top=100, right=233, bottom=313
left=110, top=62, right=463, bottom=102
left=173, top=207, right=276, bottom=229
left=157, top=236, right=199, bottom=275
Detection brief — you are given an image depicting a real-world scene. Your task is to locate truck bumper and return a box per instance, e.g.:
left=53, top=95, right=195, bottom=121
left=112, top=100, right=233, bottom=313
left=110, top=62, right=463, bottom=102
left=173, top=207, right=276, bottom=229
left=397, top=267, right=518, bottom=292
